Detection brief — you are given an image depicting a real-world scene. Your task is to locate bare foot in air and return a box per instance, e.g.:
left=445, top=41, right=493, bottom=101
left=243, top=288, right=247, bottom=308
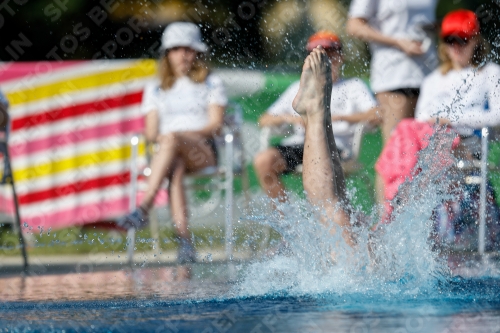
left=292, top=46, right=332, bottom=122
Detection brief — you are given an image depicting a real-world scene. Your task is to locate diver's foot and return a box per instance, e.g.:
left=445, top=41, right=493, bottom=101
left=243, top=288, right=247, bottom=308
left=292, top=46, right=332, bottom=123
left=117, top=207, right=149, bottom=230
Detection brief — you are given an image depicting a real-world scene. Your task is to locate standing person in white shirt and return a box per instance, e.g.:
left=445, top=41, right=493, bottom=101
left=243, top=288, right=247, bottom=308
left=118, top=22, right=228, bottom=263
left=375, top=9, right=500, bottom=225
left=347, top=0, right=439, bottom=212
left=254, top=31, right=380, bottom=203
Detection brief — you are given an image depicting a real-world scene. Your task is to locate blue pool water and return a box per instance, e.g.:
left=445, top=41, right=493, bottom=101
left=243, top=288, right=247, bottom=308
left=1, top=263, right=500, bottom=332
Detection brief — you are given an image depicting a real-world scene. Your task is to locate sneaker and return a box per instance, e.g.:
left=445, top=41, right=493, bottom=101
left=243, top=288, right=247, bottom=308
left=177, top=238, right=196, bottom=264
left=116, top=208, right=149, bottom=230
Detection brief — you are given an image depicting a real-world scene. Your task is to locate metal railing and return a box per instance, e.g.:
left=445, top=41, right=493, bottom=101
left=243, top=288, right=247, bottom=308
left=479, top=128, right=490, bottom=256
left=455, top=127, right=499, bottom=257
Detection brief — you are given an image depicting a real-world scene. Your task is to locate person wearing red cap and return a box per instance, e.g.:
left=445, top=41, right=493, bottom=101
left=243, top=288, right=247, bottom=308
left=254, top=31, right=380, bottom=204
left=375, top=9, right=500, bottom=226
left=415, top=9, right=497, bottom=130
left=347, top=0, right=439, bottom=216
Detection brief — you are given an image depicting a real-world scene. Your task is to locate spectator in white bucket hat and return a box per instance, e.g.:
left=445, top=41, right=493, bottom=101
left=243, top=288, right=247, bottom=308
left=160, top=21, right=208, bottom=53
left=118, top=21, right=227, bottom=264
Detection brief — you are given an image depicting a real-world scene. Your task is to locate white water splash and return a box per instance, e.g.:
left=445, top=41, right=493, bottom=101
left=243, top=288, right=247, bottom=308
left=237, top=129, right=457, bottom=297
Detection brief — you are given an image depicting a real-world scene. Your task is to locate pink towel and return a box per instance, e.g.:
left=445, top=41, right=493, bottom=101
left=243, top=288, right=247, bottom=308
left=375, top=119, right=459, bottom=225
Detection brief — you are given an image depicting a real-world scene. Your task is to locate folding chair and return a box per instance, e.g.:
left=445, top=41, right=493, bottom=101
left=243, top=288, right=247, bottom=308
left=126, top=102, right=248, bottom=263
left=0, top=102, right=28, bottom=272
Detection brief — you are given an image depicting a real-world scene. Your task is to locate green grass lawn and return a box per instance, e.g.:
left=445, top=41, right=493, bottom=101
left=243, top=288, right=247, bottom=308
left=0, top=221, right=282, bottom=257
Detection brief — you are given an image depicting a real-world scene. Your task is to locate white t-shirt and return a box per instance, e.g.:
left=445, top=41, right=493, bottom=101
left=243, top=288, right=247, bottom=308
left=266, top=78, right=377, bottom=150
left=349, top=0, right=438, bottom=93
left=141, top=74, right=228, bottom=135
left=415, top=63, right=500, bottom=136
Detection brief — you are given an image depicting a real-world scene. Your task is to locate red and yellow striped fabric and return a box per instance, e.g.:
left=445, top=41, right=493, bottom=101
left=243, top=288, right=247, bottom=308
left=0, top=60, right=157, bottom=230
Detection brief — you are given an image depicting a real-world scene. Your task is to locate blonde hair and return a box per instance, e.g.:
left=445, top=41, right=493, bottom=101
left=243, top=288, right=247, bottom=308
left=158, top=52, right=209, bottom=90
left=438, top=35, right=490, bottom=74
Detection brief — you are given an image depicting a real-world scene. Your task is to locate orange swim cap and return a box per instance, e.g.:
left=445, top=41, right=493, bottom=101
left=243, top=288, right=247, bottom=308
left=306, top=31, right=342, bottom=52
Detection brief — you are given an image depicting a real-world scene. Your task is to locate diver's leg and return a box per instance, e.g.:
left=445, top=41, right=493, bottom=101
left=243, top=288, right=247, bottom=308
left=292, top=47, right=355, bottom=247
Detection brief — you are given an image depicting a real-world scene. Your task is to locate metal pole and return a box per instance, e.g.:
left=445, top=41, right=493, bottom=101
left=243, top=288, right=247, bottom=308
left=2, top=112, right=28, bottom=273
left=6, top=151, right=28, bottom=273
left=225, top=132, right=234, bottom=260
left=234, top=104, right=250, bottom=208
left=478, top=127, right=489, bottom=256
left=127, top=135, right=139, bottom=266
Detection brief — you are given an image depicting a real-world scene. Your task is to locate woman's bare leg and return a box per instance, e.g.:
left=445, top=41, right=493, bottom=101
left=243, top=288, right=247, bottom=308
left=292, top=47, right=356, bottom=247
left=375, top=92, right=418, bottom=216
left=140, top=132, right=216, bottom=211
left=141, top=134, right=177, bottom=210
left=376, top=92, right=417, bottom=144
left=168, top=158, right=190, bottom=239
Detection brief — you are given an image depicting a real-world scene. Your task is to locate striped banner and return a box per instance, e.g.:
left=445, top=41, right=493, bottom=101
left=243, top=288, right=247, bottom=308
left=0, top=60, right=156, bottom=230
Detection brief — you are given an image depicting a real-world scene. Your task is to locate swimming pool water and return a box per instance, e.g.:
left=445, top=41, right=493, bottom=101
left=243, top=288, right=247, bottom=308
left=1, top=262, right=500, bottom=333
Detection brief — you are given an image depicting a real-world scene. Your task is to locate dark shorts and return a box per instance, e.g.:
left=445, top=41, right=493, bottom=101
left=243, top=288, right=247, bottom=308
left=274, top=145, right=304, bottom=174
left=274, top=144, right=346, bottom=174
left=389, top=88, right=420, bottom=97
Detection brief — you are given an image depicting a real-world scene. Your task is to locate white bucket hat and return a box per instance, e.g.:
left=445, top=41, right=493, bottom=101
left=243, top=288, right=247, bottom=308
left=160, top=22, right=208, bottom=53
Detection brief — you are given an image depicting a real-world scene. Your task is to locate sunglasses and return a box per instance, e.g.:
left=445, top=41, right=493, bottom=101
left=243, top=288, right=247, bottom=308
left=443, top=36, right=470, bottom=46
left=324, top=47, right=343, bottom=54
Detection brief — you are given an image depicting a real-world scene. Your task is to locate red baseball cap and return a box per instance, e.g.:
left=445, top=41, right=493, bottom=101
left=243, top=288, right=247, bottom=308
left=441, top=9, right=480, bottom=39
left=306, top=31, right=342, bottom=51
